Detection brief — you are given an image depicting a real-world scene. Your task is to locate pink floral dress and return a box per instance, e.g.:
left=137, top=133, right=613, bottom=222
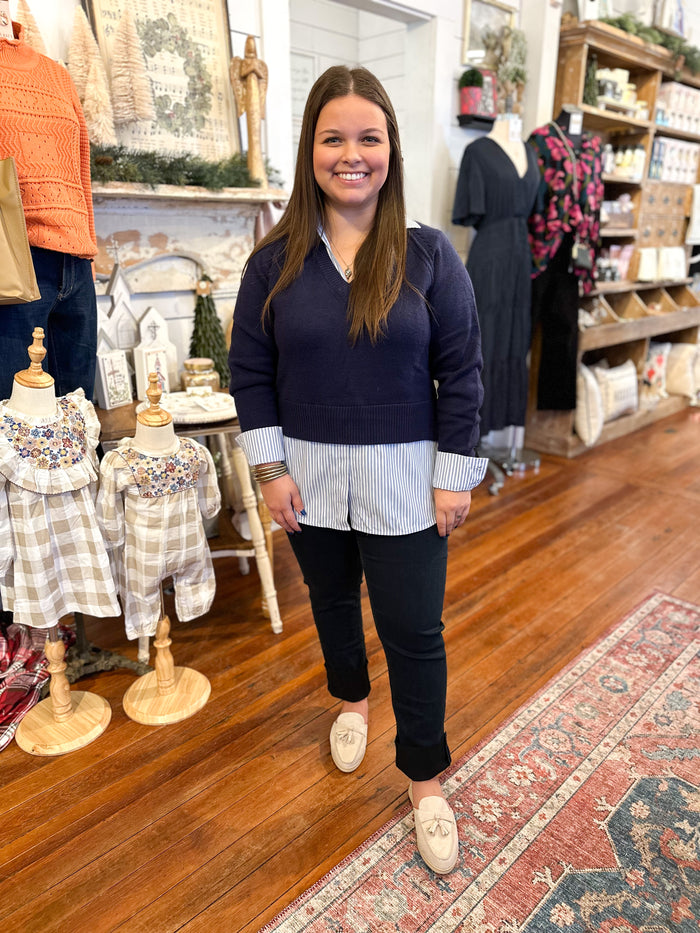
left=527, top=124, right=604, bottom=295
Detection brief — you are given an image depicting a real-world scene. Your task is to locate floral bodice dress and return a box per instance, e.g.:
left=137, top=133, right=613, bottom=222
left=0, top=390, right=120, bottom=628
left=96, top=437, right=221, bottom=640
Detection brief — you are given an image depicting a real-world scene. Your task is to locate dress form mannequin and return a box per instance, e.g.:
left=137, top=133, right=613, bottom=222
left=452, top=122, right=541, bottom=490
left=487, top=114, right=528, bottom=177
left=481, top=115, right=540, bottom=478
left=121, top=373, right=211, bottom=725
left=553, top=106, right=584, bottom=149
left=10, top=329, right=111, bottom=755
left=7, top=330, right=58, bottom=417
left=528, top=107, right=602, bottom=409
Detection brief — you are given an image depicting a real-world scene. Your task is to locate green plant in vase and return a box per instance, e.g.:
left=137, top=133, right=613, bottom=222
left=459, top=67, right=484, bottom=115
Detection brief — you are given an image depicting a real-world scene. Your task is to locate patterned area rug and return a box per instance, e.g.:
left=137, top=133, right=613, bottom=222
left=262, top=593, right=700, bottom=932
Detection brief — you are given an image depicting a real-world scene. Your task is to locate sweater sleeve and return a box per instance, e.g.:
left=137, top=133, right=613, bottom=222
left=426, top=231, right=484, bottom=457
left=228, top=248, right=281, bottom=433
left=69, top=72, right=97, bottom=258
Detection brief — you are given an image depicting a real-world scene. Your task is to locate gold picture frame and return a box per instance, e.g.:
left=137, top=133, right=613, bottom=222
left=83, top=0, right=239, bottom=159
left=462, top=0, right=518, bottom=65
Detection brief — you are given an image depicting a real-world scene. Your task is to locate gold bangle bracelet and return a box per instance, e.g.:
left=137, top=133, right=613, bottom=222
left=251, top=462, right=288, bottom=484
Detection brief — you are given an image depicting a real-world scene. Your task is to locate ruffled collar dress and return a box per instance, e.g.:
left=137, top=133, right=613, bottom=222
left=0, top=390, right=119, bottom=628
left=96, top=437, right=221, bottom=640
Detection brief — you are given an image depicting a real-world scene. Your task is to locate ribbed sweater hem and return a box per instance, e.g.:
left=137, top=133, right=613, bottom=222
left=279, top=399, right=436, bottom=445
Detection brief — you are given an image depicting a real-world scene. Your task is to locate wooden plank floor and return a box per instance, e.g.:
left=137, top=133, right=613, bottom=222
left=2, top=409, right=699, bottom=932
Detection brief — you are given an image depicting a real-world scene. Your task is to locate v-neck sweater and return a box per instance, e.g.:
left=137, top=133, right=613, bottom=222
left=230, top=223, right=483, bottom=457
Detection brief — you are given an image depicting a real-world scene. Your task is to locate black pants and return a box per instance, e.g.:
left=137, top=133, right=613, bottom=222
left=531, top=234, right=579, bottom=410
left=288, top=523, right=451, bottom=782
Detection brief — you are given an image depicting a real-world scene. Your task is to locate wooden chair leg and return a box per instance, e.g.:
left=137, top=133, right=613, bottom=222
left=229, top=442, right=283, bottom=634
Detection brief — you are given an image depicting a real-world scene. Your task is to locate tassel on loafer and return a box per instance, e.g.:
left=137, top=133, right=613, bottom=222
left=329, top=712, right=367, bottom=773
left=409, top=783, right=459, bottom=874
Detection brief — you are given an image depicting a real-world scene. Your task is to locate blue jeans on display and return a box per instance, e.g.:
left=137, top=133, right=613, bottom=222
left=288, top=523, right=452, bottom=782
left=0, top=247, right=97, bottom=400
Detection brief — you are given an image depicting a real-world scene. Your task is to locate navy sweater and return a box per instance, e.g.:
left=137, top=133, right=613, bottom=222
left=229, top=223, right=484, bottom=457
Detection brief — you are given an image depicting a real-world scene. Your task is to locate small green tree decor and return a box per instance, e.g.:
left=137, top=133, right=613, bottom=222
left=189, top=274, right=230, bottom=388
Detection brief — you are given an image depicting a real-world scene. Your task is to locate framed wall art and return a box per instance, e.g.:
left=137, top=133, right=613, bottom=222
left=462, top=0, right=519, bottom=65
left=95, top=349, right=133, bottom=410
left=83, top=0, right=239, bottom=159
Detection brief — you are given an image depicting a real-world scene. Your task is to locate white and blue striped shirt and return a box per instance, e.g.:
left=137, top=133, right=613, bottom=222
left=236, top=228, right=488, bottom=535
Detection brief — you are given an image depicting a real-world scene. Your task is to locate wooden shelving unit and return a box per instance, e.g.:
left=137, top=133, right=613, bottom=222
left=525, top=20, right=700, bottom=458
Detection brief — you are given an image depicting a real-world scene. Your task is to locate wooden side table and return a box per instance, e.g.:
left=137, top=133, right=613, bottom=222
left=96, top=401, right=282, bottom=634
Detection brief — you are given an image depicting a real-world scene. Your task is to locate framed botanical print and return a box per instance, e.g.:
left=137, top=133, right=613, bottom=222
left=462, top=0, right=519, bottom=65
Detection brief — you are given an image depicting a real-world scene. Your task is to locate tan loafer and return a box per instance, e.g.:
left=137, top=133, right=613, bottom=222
left=329, top=712, right=367, bottom=773
left=409, top=783, right=459, bottom=873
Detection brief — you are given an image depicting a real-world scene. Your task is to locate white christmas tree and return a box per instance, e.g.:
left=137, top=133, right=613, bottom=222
left=110, top=9, right=155, bottom=125
left=82, top=58, right=118, bottom=146
left=15, top=0, right=47, bottom=55
left=67, top=6, right=94, bottom=103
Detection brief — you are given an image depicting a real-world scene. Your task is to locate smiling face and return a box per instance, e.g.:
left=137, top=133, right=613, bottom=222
left=312, top=94, right=391, bottom=219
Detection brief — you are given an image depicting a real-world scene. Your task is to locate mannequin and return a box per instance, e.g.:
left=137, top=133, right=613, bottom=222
left=97, top=374, right=219, bottom=724
left=527, top=107, right=603, bottom=410
left=553, top=105, right=583, bottom=150
left=2, top=329, right=115, bottom=755
left=452, top=116, right=541, bottom=452
left=0, top=3, right=13, bottom=45
left=487, top=113, right=528, bottom=176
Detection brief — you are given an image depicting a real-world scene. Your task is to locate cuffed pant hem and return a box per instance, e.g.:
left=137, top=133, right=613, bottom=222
left=395, top=732, right=451, bottom=782
left=325, top=660, right=371, bottom=703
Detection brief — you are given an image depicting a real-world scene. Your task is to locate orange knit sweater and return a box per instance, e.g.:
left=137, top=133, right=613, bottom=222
left=0, top=22, right=97, bottom=259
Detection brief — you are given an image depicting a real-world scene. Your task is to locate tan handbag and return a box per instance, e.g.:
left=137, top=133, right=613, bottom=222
left=0, top=156, right=40, bottom=304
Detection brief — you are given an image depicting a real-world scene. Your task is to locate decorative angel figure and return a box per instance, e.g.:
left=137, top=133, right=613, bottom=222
left=230, top=36, right=268, bottom=187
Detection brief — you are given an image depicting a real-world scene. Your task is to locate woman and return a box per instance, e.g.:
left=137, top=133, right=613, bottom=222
left=229, top=65, right=486, bottom=874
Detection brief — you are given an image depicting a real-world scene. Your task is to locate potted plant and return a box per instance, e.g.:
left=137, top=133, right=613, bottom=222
left=458, top=67, right=484, bottom=115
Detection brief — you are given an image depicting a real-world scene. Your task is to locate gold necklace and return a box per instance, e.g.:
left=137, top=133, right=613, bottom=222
left=325, top=232, right=354, bottom=281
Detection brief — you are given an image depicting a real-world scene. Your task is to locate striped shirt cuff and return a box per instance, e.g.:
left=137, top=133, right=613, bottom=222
left=433, top=451, right=489, bottom=491
left=236, top=426, right=285, bottom=465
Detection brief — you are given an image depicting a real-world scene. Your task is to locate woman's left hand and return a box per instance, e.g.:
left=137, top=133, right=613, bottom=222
left=434, top=488, right=472, bottom=537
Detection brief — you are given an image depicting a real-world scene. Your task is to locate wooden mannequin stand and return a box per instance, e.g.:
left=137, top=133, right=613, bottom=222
left=8, top=330, right=112, bottom=755
left=121, top=374, right=211, bottom=725
left=122, top=609, right=210, bottom=724
left=16, top=625, right=111, bottom=755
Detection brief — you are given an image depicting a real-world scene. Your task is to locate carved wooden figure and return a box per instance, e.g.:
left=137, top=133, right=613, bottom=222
left=230, top=36, right=268, bottom=187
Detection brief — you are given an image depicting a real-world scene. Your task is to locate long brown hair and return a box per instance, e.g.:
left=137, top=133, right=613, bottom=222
left=251, top=65, right=408, bottom=343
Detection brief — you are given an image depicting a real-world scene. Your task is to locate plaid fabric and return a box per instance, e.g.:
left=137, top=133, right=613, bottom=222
left=0, top=622, right=75, bottom=752
left=0, top=393, right=120, bottom=627
left=96, top=438, right=221, bottom=640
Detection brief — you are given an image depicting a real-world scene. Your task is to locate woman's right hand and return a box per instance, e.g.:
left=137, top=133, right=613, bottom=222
left=259, top=475, right=305, bottom=533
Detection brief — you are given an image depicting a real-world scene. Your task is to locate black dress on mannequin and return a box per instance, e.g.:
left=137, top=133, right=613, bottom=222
left=452, top=135, right=540, bottom=435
